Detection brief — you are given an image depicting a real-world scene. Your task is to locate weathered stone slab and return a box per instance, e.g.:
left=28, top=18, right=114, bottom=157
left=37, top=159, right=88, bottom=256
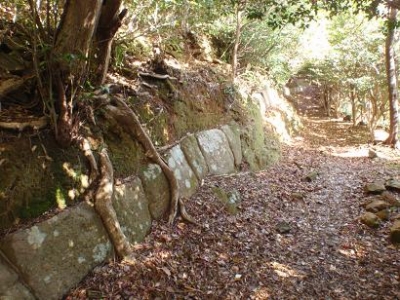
left=139, top=163, right=170, bottom=220
left=165, top=145, right=198, bottom=198
left=364, top=182, right=386, bottom=194
left=386, top=179, right=400, bottom=192
left=221, top=123, right=242, bottom=167
left=365, top=199, right=391, bottom=213
left=196, top=129, right=235, bottom=175
left=180, top=134, right=208, bottom=181
left=0, top=203, right=112, bottom=300
left=114, top=178, right=152, bottom=244
left=360, top=212, right=381, bottom=228
left=0, top=253, right=35, bottom=299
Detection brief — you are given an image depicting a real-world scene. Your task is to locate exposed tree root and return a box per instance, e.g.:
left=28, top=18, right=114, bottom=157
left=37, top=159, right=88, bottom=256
left=94, top=148, right=133, bottom=258
left=103, top=96, right=196, bottom=224
left=77, top=137, right=99, bottom=182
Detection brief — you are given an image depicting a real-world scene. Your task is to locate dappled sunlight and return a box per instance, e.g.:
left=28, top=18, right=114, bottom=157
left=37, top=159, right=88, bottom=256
left=56, top=188, right=67, bottom=209
left=270, top=262, right=306, bottom=279
left=338, top=243, right=367, bottom=260
left=251, top=286, right=271, bottom=299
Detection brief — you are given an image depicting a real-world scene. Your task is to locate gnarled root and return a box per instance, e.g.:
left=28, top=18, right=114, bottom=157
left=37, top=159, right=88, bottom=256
left=94, top=148, right=133, bottom=258
left=78, top=137, right=99, bottom=182
left=103, top=96, right=195, bottom=224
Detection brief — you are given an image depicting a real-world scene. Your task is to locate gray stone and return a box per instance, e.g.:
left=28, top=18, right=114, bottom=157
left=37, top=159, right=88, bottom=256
left=212, top=187, right=241, bottom=215
left=0, top=253, right=35, bottom=300
left=165, top=145, right=198, bottom=198
left=375, top=209, right=389, bottom=221
left=390, top=220, right=400, bottom=243
left=276, top=221, right=291, bottom=234
left=139, top=163, right=170, bottom=220
left=0, top=203, right=112, bottom=300
left=368, top=149, right=378, bottom=159
left=364, top=182, right=386, bottom=194
left=221, top=123, right=242, bottom=167
left=113, top=178, right=152, bottom=244
left=360, top=212, right=381, bottom=228
left=304, top=171, right=318, bottom=182
left=382, top=191, right=400, bottom=207
left=196, top=129, right=235, bottom=175
left=180, top=134, right=209, bottom=181
left=386, top=179, right=400, bottom=192
left=365, top=199, right=391, bottom=213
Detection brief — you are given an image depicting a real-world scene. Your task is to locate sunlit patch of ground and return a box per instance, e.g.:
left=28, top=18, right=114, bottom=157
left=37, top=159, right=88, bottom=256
left=66, top=93, right=400, bottom=300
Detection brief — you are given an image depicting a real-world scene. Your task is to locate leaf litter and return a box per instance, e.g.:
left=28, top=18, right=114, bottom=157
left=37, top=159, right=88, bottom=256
left=66, top=100, right=400, bottom=300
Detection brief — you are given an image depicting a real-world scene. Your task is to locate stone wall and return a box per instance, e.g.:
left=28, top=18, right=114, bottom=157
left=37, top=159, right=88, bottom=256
left=0, top=122, right=270, bottom=300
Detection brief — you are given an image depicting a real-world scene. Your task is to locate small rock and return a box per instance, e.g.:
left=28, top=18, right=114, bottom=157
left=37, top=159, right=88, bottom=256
left=304, top=171, right=318, bottom=182
left=360, top=212, right=381, bottom=228
left=391, top=213, right=400, bottom=220
left=365, top=200, right=391, bottom=213
left=386, top=179, right=400, bottom=192
left=276, top=221, right=291, bottom=234
left=382, top=191, right=400, bottom=207
left=360, top=198, right=375, bottom=208
left=368, top=149, right=378, bottom=159
left=212, top=187, right=241, bottom=215
left=291, top=192, right=305, bottom=200
left=375, top=209, right=389, bottom=221
left=364, top=182, right=386, bottom=194
left=390, top=220, right=400, bottom=243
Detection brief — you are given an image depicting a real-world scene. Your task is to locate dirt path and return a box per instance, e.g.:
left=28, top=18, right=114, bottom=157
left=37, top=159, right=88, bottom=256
left=66, top=99, right=400, bottom=299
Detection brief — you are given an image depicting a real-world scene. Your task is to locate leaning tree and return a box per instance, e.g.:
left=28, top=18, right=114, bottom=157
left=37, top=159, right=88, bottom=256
left=25, top=0, right=191, bottom=258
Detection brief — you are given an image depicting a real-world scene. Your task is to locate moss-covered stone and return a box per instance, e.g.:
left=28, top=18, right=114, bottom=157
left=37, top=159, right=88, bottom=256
left=197, top=129, right=235, bottom=175
left=180, top=134, right=209, bottom=181
left=0, top=202, right=112, bottom=300
left=165, top=145, right=198, bottom=198
left=0, top=135, right=87, bottom=229
left=212, top=186, right=241, bottom=215
left=113, top=178, right=152, bottom=244
left=139, top=164, right=170, bottom=220
left=240, top=97, right=281, bottom=171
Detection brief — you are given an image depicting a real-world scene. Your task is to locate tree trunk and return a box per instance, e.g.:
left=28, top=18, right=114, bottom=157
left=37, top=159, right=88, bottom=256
left=232, top=4, right=242, bottom=81
left=94, top=0, right=127, bottom=85
left=53, top=0, right=103, bottom=74
left=384, top=7, right=399, bottom=147
left=350, top=87, right=356, bottom=126
left=52, top=0, right=103, bottom=146
left=51, top=1, right=133, bottom=256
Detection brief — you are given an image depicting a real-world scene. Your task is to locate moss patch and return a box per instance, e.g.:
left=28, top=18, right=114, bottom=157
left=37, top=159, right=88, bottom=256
left=240, top=97, right=281, bottom=171
left=0, top=133, right=87, bottom=229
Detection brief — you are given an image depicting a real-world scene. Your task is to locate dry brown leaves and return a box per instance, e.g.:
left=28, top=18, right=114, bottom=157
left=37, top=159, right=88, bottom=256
left=66, top=102, right=400, bottom=300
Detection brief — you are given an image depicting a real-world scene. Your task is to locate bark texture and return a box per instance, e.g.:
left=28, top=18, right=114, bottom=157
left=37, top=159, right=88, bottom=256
left=94, top=148, right=133, bottom=258
left=103, top=97, right=181, bottom=223
left=94, top=0, right=127, bottom=85
left=52, top=0, right=103, bottom=146
left=384, top=7, right=399, bottom=147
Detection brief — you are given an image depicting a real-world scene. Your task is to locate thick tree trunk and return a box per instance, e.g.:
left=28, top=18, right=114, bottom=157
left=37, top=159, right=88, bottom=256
left=384, top=7, right=399, bottom=147
left=94, top=0, right=127, bottom=85
left=51, top=1, right=133, bottom=256
left=54, top=0, right=103, bottom=74
left=52, top=0, right=103, bottom=146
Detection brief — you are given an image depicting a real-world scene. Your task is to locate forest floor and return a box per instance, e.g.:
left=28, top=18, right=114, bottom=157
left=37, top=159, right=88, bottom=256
left=66, top=93, right=400, bottom=300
